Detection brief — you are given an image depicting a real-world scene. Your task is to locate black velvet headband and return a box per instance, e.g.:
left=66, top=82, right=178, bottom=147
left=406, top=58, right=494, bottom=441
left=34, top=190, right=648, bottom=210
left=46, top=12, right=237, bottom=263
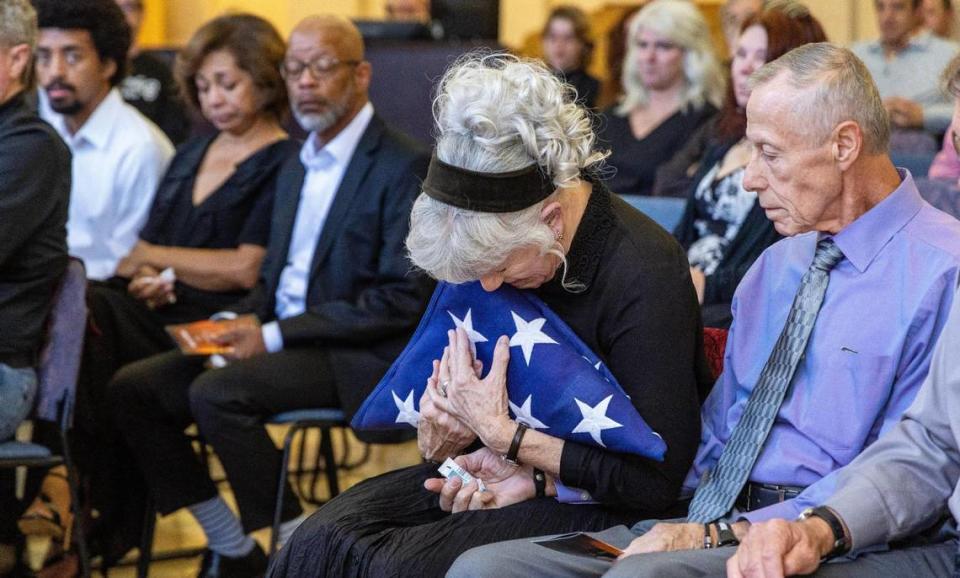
left=421, top=153, right=556, bottom=213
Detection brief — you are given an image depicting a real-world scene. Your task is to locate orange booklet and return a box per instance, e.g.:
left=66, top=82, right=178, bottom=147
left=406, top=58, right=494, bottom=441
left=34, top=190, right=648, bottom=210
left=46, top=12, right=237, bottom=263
left=165, top=314, right=260, bottom=356
left=532, top=532, right=624, bottom=559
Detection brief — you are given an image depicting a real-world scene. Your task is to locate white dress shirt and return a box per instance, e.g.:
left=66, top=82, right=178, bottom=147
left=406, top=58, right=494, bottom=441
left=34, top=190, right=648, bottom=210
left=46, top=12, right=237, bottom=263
left=41, top=88, right=174, bottom=279
left=261, top=102, right=375, bottom=352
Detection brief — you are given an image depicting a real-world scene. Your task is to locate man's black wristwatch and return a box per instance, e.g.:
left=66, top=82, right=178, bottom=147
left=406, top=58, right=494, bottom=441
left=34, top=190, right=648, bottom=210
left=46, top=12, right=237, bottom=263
left=714, top=521, right=740, bottom=547
left=798, top=506, right=851, bottom=560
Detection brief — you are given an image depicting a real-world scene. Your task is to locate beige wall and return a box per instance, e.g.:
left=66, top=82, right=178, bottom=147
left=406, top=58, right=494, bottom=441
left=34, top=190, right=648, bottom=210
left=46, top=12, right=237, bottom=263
left=143, top=0, right=882, bottom=49
left=804, top=0, right=879, bottom=46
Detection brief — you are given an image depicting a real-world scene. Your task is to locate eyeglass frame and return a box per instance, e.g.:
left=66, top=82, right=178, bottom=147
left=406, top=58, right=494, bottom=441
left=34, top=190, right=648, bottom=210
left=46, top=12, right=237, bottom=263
left=279, top=57, right=362, bottom=81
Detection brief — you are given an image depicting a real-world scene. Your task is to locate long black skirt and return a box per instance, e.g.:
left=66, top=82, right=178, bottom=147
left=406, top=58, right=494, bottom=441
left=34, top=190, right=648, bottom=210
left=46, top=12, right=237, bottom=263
left=268, top=462, right=656, bottom=578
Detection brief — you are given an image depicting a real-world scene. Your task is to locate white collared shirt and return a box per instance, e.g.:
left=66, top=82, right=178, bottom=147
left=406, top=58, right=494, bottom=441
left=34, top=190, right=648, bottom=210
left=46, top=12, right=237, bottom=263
left=40, top=89, right=174, bottom=279
left=261, top=102, right=374, bottom=352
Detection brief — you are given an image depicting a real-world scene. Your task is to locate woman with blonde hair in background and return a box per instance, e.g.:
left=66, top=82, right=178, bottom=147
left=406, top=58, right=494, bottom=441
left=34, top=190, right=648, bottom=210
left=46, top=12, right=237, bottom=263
left=598, top=0, right=725, bottom=197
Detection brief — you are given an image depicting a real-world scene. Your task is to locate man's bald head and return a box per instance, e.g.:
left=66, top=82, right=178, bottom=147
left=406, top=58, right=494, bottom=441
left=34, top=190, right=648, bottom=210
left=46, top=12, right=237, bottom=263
left=285, top=15, right=371, bottom=141
left=291, top=15, right=364, bottom=61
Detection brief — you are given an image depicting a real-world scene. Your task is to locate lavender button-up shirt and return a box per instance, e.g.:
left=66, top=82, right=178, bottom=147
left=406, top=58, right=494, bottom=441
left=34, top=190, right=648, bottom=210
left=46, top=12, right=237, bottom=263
left=683, top=171, right=960, bottom=523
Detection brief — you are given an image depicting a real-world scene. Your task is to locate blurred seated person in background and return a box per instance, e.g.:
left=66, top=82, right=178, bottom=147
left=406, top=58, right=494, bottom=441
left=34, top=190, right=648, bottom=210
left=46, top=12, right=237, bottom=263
left=34, top=0, right=174, bottom=281
left=269, top=52, right=709, bottom=578
left=450, top=42, right=960, bottom=578
left=927, top=118, right=960, bottom=180
left=115, top=0, right=190, bottom=144
left=542, top=6, right=599, bottom=109
left=672, top=5, right=826, bottom=328
left=721, top=0, right=764, bottom=56
left=14, top=14, right=297, bottom=566
left=385, top=0, right=430, bottom=23
left=0, top=0, right=71, bottom=573
left=653, top=0, right=824, bottom=199
left=924, top=0, right=959, bottom=40
left=109, top=15, right=431, bottom=575
left=852, top=0, right=959, bottom=152
left=598, top=0, right=724, bottom=197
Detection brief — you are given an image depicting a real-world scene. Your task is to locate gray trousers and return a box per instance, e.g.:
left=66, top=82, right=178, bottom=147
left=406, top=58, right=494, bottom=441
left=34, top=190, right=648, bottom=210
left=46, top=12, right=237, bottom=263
left=447, top=522, right=958, bottom=578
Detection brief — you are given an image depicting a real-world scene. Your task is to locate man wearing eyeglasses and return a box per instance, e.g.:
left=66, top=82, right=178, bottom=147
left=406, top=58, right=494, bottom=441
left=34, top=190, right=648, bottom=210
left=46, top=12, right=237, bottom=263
left=107, top=14, right=431, bottom=577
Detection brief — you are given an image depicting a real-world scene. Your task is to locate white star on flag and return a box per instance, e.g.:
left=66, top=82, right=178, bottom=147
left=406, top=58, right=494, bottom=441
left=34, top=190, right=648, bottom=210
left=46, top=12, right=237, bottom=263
left=392, top=389, right=420, bottom=427
left=509, top=312, right=558, bottom=365
left=509, top=394, right=548, bottom=429
left=572, top=395, right=623, bottom=447
left=448, top=309, right=488, bottom=345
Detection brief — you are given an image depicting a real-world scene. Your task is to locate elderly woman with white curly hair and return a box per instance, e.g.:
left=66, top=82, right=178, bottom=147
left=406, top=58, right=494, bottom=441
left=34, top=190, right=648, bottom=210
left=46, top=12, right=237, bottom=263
left=600, top=0, right=725, bottom=197
left=268, top=52, right=710, bottom=578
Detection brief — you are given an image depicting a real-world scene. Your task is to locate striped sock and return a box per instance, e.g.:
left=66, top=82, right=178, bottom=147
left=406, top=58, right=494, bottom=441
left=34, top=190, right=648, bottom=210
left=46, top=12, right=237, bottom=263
left=277, top=512, right=309, bottom=548
left=188, top=497, right=255, bottom=558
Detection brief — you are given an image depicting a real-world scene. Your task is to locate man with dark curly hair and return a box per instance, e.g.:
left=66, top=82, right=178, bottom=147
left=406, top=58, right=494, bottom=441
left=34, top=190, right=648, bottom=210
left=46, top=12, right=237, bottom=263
left=33, top=0, right=173, bottom=281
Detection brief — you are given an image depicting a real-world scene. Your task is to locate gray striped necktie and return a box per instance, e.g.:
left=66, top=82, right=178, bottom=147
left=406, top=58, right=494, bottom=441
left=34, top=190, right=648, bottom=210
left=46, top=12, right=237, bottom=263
left=686, top=238, right=845, bottom=523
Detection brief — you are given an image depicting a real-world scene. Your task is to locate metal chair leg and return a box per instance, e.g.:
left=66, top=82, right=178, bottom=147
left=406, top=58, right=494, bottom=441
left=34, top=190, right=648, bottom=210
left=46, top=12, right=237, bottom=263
left=269, top=425, right=298, bottom=557
left=295, top=427, right=311, bottom=501
left=319, top=427, right=339, bottom=498
left=137, top=498, right=156, bottom=578
left=60, top=426, right=90, bottom=578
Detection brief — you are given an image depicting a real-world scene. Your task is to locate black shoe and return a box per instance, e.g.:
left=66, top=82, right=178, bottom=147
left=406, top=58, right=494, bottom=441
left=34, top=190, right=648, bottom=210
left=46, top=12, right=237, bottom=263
left=197, top=544, right=268, bottom=578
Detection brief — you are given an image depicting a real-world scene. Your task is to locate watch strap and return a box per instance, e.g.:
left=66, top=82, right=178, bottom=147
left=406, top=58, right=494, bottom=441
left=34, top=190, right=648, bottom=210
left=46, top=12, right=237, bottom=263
left=800, top=506, right=851, bottom=560
left=533, top=468, right=546, bottom=498
left=504, top=422, right=528, bottom=465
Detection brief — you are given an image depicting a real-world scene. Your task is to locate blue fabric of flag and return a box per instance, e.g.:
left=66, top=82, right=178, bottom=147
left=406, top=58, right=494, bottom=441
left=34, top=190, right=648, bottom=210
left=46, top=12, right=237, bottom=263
left=351, top=281, right=667, bottom=460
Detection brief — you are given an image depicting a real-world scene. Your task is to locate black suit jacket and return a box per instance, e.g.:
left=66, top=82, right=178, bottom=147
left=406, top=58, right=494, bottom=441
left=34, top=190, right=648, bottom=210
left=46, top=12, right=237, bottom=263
left=238, top=114, right=433, bottom=428
left=0, top=91, right=70, bottom=366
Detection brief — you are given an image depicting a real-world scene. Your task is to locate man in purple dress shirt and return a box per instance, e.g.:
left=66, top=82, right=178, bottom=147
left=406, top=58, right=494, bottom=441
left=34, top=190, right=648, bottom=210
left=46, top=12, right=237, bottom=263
left=448, top=43, right=960, bottom=578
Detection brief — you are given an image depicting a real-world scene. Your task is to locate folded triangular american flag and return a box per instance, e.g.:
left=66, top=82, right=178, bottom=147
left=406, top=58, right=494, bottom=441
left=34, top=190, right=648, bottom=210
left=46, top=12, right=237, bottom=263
left=351, top=281, right=666, bottom=460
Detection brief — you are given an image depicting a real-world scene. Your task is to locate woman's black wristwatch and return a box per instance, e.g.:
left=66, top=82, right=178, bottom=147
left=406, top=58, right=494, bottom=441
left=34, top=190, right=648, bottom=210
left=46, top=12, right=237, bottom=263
left=798, top=506, right=851, bottom=560
left=533, top=468, right=546, bottom=498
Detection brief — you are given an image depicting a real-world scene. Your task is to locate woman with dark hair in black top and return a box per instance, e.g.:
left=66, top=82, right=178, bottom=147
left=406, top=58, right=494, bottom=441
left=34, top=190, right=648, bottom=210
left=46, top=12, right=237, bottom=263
left=16, top=13, right=298, bottom=567
left=542, top=6, right=600, bottom=109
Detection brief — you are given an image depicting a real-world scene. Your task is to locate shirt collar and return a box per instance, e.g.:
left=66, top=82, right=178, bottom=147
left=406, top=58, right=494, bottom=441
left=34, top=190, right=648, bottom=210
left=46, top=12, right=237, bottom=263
left=868, top=31, right=934, bottom=54
left=47, top=88, right=123, bottom=150
left=300, top=101, right=374, bottom=171
left=831, top=168, right=924, bottom=273
left=551, top=174, right=615, bottom=292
